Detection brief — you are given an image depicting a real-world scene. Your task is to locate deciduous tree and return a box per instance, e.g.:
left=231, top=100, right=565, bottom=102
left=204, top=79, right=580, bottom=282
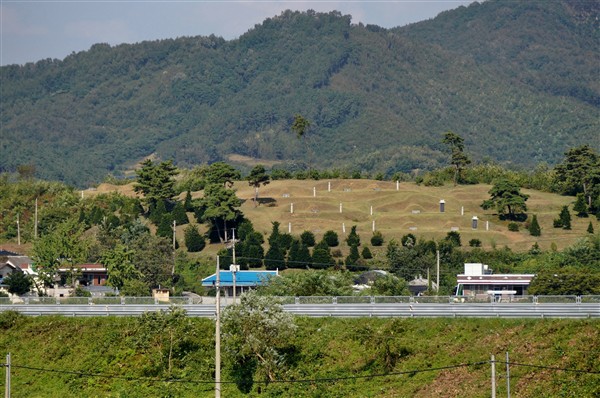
left=32, top=218, right=91, bottom=289
left=101, top=244, right=141, bottom=290
left=222, top=291, right=297, bottom=386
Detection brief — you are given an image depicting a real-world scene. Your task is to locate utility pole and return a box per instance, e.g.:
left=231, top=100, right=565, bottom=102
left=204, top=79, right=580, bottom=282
left=172, top=220, right=177, bottom=250
left=215, top=256, right=221, bottom=398
left=16, top=214, right=20, bottom=246
left=491, top=354, right=496, bottom=398
left=436, top=250, right=440, bottom=293
left=34, top=198, right=38, bottom=239
left=5, top=352, right=11, bottom=398
left=231, top=229, right=238, bottom=304
left=506, top=352, right=511, bottom=398
left=172, top=220, right=177, bottom=275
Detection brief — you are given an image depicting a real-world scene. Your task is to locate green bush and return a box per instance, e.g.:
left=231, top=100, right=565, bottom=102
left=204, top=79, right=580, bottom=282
left=371, top=231, right=384, bottom=246
left=469, top=238, right=482, bottom=247
left=323, top=230, right=339, bottom=247
left=508, top=222, right=519, bottom=232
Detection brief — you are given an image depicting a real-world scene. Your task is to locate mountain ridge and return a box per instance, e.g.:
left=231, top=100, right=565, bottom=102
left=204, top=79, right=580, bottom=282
left=1, top=1, right=598, bottom=187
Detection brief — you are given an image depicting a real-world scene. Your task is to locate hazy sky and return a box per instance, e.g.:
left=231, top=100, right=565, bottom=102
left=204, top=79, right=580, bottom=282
left=1, top=1, right=475, bottom=66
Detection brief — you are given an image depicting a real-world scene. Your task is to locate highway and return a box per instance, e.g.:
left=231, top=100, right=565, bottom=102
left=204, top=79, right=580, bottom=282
left=1, top=302, right=598, bottom=318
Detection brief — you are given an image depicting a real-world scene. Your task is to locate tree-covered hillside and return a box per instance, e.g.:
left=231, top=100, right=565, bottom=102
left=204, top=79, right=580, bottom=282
left=1, top=0, right=598, bottom=187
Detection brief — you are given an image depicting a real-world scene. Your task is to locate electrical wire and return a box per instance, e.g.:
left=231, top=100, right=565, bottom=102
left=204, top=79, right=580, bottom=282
left=7, top=359, right=598, bottom=387
left=503, top=361, right=600, bottom=375
left=8, top=360, right=486, bottom=385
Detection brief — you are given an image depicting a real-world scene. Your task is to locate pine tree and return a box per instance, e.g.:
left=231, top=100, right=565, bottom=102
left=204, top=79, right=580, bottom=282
left=371, top=231, right=384, bottom=246
left=156, top=215, right=173, bottom=238
left=311, top=246, right=334, bottom=270
left=287, top=239, right=301, bottom=269
left=296, top=243, right=312, bottom=268
left=184, top=190, right=194, bottom=212
left=529, top=214, right=541, bottom=236
left=184, top=224, right=205, bottom=252
left=172, top=201, right=189, bottom=225
left=268, top=221, right=282, bottom=247
left=559, top=206, right=572, bottom=230
left=346, top=225, right=360, bottom=247
left=361, top=246, right=373, bottom=259
left=150, top=200, right=167, bottom=225
left=587, top=221, right=594, bottom=234
left=241, top=231, right=264, bottom=268
left=323, top=230, right=339, bottom=247
left=300, top=231, right=316, bottom=247
left=265, top=243, right=285, bottom=271
left=573, top=193, right=589, bottom=217
left=345, top=244, right=360, bottom=266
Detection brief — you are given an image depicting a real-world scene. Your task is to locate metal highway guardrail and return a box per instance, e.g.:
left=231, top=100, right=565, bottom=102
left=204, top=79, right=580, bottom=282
left=0, top=299, right=598, bottom=319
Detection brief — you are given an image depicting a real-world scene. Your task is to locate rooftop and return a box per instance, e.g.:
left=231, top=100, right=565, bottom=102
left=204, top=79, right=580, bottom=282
left=202, top=270, right=278, bottom=287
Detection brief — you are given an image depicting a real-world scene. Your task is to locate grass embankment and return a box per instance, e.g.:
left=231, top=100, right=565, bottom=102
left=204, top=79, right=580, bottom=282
left=0, top=313, right=598, bottom=397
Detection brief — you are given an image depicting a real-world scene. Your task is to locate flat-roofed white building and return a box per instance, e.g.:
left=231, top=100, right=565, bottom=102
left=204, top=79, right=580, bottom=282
left=455, top=263, right=534, bottom=298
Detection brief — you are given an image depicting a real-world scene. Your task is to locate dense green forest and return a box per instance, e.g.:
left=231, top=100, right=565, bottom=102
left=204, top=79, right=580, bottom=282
left=1, top=0, right=598, bottom=187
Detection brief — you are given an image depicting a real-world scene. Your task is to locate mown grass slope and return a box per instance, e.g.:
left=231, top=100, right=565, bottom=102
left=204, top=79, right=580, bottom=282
left=90, top=179, right=595, bottom=256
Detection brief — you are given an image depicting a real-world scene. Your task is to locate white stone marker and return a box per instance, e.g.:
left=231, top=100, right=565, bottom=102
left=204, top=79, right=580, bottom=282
left=290, top=203, right=294, bottom=214
left=340, top=202, right=343, bottom=213
left=313, top=187, right=316, bottom=197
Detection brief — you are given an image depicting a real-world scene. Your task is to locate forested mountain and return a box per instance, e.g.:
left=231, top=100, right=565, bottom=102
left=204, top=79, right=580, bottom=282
left=1, top=0, right=598, bottom=187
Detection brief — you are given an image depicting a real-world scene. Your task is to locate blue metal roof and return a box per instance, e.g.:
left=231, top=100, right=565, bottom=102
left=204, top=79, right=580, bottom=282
left=201, top=270, right=278, bottom=287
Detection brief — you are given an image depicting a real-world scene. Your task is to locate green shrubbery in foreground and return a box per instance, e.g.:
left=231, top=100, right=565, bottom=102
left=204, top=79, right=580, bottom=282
left=0, top=311, right=597, bottom=397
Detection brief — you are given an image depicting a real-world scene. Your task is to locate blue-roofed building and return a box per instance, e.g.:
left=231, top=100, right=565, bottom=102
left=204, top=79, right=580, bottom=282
left=201, top=270, right=278, bottom=296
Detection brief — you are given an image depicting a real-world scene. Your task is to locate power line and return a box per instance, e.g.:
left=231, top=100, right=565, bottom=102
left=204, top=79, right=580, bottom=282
left=9, top=360, right=487, bottom=386
left=8, top=359, right=598, bottom=387
left=10, top=364, right=224, bottom=385
left=503, top=361, right=600, bottom=375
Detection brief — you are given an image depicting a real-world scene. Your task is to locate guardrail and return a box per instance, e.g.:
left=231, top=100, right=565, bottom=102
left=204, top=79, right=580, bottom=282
left=1, top=295, right=599, bottom=305
left=0, top=296, right=598, bottom=319
left=0, top=302, right=598, bottom=318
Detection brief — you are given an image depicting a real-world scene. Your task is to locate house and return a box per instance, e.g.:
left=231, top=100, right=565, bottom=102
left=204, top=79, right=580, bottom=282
left=201, top=270, right=278, bottom=296
left=57, top=264, right=108, bottom=286
left=454, top=263, right=534, bottom=298
left=0, top=251, right=36, bottom=281
left=352, top=270, right=388, bottom=291
left=408, top=275, right=438, bottom=296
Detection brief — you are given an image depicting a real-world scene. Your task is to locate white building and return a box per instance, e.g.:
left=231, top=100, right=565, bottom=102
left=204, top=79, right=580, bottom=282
left=454, top=263, right=534, bottom=297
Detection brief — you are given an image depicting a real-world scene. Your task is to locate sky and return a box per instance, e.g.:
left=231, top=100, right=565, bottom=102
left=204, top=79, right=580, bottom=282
left=1, top=0, right=476, bottom=66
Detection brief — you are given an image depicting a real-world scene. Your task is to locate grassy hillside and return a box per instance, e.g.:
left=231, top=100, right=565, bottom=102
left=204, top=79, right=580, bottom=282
left=1, top=1, right=598, bottom=186
left=87, top=179, right=595, bottom=256
left=0, top=313, right=597, bottom=397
